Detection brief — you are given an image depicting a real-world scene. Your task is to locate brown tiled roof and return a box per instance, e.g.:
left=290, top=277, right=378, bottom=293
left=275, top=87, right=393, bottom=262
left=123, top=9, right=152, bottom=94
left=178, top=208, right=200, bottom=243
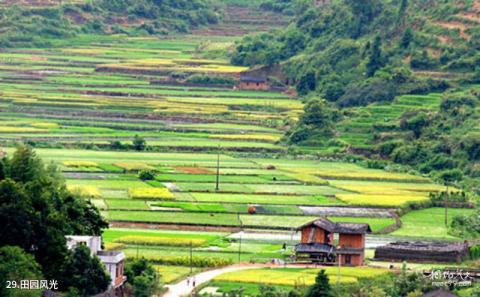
left=297, top=217, right=371, bottom=234
left=297, top=217, right=336, bottom=232
left=335, top=222, right=372, bottom=234
left=240, top=74, right=267, bottom=83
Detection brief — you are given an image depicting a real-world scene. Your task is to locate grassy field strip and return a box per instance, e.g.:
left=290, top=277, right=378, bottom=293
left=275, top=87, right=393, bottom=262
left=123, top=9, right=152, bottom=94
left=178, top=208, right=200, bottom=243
left=155, top=265, right=201, bottom=284
left=4, top=148, right=244, bottom=163
left=329, top=180, right=447, bottom=206
left=106, top=211, right=393, bottom=232
left=392, top=208, right=475, bottom=239
left=175, top=182, right=348, bottom=196
left=189, top=193, right=341, bottom=206
left=213, top=267, right=389, bottom=286
left=337, top=93, right=443, bottom=149
left=250, top=159, right=430, bottom=182
left=103, top=228, right=224, bottom=241
left=122, top=247, right=278, bottom=265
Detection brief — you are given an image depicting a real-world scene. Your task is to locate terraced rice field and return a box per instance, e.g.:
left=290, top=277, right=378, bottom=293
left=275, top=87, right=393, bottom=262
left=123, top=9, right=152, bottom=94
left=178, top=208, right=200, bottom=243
left=336, top=93, right=444, bottom=149
left=0, top=35, right=299, bottom=153
left=0, top=26, right=469, bottom=287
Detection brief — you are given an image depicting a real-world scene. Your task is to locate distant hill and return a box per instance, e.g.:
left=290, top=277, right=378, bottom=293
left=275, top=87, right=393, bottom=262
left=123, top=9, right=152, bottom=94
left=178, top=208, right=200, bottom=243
left=233, top=0, right=479, bottom=98
left=0, top=0, right=220, bottom=47
left=231, top=0, right=480, bottom=193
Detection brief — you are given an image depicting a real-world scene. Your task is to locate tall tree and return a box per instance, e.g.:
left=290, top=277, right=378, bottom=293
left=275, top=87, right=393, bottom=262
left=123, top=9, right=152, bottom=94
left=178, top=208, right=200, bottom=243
left=439, top=169, right=463, bottom=226
left=401, top=28, right=414, bottom=48
left=366, top=36, right=384, bottom=77
left=0, top=159, right=5, bottom=180
left=0, top=246, right=43, bottom=297
left=133, top=135, right=147, bottom=151
left=397, top=0, right=409, bottom=26
left=0, top=145, right=108, bottom=290
left=306, top=270, right=332, bottom=297
left=8, top=145, right=44, bottom=183
left=125, top=258, right=159, bottom=297
left=59, top=245, right=110, bottom=297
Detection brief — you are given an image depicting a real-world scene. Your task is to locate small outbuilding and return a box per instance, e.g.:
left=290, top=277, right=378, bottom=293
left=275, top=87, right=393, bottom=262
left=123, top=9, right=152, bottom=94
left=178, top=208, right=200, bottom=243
left=374, top=241, right=469, bottom=263
left=238, top=73, right=269, bottom=90
left=295, top=217, right=371, bottom=266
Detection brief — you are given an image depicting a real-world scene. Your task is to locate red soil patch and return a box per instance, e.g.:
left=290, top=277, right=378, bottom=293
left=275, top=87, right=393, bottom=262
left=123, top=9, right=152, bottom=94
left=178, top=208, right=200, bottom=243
left=64, top=10, right=87, bottom=25
left=426, top=47, right=442, bottom=58
left=438, top=35, right=453, bottom=45
left=473, top=0, right=480, bottom=11
left=434, top=21, right=471, bottom=39
left=175, top=166, right=215, bottom=174
left=457, top=12, right=480, bottom=23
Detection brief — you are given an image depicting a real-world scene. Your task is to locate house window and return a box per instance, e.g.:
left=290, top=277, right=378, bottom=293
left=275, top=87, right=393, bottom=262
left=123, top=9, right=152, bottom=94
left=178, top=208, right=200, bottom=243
left=256, top=82, right=260, bottom=86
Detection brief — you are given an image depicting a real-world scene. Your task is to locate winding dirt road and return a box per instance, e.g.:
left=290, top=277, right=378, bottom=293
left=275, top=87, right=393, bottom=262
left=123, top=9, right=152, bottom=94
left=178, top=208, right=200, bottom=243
left=162, top=264, right=265, bottom=297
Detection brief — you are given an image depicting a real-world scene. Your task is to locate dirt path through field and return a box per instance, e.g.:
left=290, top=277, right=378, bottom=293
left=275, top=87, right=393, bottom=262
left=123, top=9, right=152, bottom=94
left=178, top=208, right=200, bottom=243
left=162, top=263, right=329, bottom=297
left=162, top=264, right=265, bottom=297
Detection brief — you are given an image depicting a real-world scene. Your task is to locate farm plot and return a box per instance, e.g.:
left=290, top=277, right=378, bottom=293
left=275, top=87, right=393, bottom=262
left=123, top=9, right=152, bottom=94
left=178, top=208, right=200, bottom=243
left=329, top=180, right=447, bottom=207
left=213, top=267, right=389, bottom=286
left=176, top=183, right=347, bottom=196
left=392, top=208, right=475, bottom=239
left=189, top=193, right=341, bottom=206
left=251, top=159, right=430, bottom=182
left=106, top=210, right=394, bottom=232
left=155, top=265, right=201, bottom=284
left=107, top=211, right=242, bottom=226
left=336, top=93, right=443, bottom=149
left=239, top=215, right=394, bottom=232
left=0, top=35, right=299, bottom=153
left=103, top=228, right=224, bottom=244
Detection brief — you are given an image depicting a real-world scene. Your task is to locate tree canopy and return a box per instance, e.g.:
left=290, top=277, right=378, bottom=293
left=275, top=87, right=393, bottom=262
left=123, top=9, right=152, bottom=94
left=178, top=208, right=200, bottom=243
left=0, top=145, right=109, bottom=294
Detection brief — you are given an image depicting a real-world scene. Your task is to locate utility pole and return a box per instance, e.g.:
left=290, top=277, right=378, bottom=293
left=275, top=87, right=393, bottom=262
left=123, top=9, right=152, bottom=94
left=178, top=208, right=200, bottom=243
left=445, top=183, right=449, bottom=227
left=337, top=246, right=341, bottom=288
left=190, top=241, right=193, bottom=274
left=238, top=213, right=243, bottom=263
left=238, top=230, right=243, bottom=263
left=215, top=145, right=220, bottom=191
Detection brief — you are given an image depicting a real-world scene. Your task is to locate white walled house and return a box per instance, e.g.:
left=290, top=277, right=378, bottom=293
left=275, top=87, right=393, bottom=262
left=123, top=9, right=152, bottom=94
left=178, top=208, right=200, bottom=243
left=66, top=235, right=127, bottom=288
left=97, top=250, right=127, bottom=288
left=66, top=236, right=102, bottom=256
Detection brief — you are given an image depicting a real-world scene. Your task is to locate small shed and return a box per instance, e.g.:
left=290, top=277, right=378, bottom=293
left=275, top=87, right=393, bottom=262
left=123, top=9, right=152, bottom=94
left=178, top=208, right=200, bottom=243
left=238, top=73, right=269, bottom=90
left=374, top=241, right=469, bottom=263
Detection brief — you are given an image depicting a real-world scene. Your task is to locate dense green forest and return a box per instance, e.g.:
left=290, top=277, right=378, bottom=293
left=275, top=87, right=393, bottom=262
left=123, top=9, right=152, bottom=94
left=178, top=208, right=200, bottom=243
left=233, top=0, right=480, bottom=194
left=0, top=0, right=219, bottom=47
